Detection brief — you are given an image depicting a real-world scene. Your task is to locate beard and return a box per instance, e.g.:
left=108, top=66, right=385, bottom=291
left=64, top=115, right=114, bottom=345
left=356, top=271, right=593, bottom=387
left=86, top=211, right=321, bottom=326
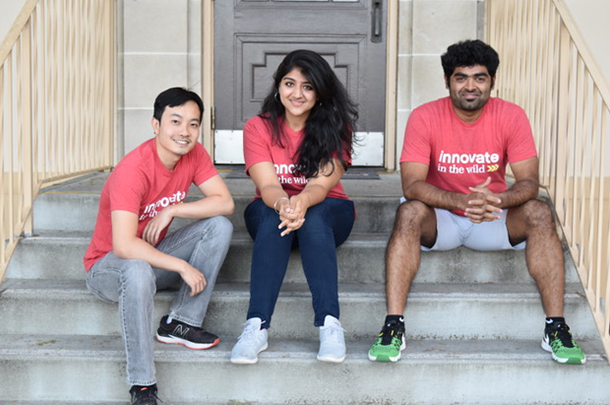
left=453, top=90, right=489, bottom=111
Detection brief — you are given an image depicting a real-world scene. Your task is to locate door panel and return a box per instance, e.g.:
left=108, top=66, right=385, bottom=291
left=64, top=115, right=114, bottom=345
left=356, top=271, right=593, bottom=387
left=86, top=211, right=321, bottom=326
left=214, top=0, right=386, bottom=165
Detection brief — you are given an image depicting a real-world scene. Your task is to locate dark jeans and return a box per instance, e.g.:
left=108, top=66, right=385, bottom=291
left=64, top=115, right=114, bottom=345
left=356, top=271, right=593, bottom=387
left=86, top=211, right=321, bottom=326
left=244, top=197, right=355, bottom=328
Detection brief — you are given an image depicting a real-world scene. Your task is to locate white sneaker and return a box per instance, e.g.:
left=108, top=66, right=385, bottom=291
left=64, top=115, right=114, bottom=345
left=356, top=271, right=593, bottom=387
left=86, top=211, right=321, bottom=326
left=317, top=315, right=346, bottom=363
left=230, top=317, right=268, bottom=364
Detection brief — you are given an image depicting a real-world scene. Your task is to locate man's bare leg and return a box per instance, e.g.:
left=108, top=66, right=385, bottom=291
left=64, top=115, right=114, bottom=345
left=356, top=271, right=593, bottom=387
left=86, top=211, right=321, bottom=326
left=506, top=199, right=564, bottom=317
left=369, top=200, right=436, bottom=362
left=386, top=200, right=438, bottom=314
left=506, top=199, right=585, bottom=364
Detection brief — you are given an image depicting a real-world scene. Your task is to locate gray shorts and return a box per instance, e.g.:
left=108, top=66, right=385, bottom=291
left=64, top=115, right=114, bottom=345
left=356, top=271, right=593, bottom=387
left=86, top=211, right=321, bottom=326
left=399, top=197, right=526, bottom=252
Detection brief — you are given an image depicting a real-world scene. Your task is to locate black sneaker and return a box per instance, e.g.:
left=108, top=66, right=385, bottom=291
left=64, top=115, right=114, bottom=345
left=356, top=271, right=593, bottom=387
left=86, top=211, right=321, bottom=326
left=130, top=385, right=159, bottom=405
left=541, top=322, right=586, bottom=364
left=156, top=315, right=220, bottom=350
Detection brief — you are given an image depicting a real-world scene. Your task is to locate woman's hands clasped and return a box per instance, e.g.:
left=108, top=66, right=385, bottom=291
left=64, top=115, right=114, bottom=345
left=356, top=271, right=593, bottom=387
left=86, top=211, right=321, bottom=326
left=276, top=195, right=308, bottom=236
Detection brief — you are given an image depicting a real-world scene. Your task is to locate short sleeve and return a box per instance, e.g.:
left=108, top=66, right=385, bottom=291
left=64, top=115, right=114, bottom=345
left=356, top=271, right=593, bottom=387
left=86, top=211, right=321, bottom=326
left=107, top=164, right=147, bottom=214
left=505, top=106, right=538, bottom=163
left=400, top=108, right=433, bottom=165
left=243, top=116, right=273, bottom=171
left=191, top=143, right=218, bottom=186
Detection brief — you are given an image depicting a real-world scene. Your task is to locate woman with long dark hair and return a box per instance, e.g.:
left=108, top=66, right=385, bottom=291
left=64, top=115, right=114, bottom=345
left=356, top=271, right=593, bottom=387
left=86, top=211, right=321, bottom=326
left=230, top=49, right=358, bottom=364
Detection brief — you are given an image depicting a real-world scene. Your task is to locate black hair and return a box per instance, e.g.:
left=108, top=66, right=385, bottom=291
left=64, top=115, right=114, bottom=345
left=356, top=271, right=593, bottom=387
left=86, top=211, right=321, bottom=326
left=259, top=49, right=358, bottom=178
left=441, top=40, right=500, bottom=85
left=153, top=87, right=204, bottom=122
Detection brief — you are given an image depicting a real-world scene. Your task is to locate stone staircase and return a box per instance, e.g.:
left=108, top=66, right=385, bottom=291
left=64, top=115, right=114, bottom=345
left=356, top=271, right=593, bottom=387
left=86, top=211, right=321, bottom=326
left=1, top=171, right=609, bottom=405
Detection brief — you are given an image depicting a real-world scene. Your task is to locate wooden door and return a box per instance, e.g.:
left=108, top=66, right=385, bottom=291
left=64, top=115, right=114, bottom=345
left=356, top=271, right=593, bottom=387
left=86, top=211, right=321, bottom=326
left=214, top=0, right=387, bottom=165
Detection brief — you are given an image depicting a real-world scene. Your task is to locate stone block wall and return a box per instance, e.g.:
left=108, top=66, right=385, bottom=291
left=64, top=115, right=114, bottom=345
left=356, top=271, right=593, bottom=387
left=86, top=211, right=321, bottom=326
left=119, top=0, right=202, bottom=155
left=117, top=0, right=484, bottom=165
left=395, top=0, right=484, bottom=166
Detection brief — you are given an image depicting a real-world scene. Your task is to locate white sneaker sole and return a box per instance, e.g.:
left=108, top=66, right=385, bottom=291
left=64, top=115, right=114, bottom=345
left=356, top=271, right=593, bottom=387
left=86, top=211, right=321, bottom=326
left=317, top=353, right=346, bottom=363
left=156, top=334, right=219, bottom=350
left=368, top=336, right=406, bottom=363
left=230, top=342, right=269, bottom=365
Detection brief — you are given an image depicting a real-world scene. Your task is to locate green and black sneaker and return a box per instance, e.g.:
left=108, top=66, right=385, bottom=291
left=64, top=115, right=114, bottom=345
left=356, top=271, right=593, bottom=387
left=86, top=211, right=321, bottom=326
left=541, top=322, right=586, bottom=365
left=368, top=318, right=406, bottom=363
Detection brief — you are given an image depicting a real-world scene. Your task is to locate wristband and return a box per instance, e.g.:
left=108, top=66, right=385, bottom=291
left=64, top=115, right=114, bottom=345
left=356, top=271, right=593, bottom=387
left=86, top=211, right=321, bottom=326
left=273, top=197, right=289, bottom=214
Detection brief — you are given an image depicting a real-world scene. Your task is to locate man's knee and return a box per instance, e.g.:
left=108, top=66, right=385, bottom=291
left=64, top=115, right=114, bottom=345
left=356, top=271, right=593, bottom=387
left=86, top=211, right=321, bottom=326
left=519, top=199, right=555, bottom=228
left=394, top=200, right=430, bottom=230
left=207, top=215, right=234, bottom=241
left=188, top=216, right=234, bottom=247
left=121, top=260, right=156, bottom=298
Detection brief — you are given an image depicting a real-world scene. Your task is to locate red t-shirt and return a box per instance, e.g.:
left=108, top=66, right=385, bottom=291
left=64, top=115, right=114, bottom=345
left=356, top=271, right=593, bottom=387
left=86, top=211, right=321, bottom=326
left=400, top=97, right=537, bottom=214
left=83, top=139, right=218, bottom=271
left=243, top=115, right=350, bottom=200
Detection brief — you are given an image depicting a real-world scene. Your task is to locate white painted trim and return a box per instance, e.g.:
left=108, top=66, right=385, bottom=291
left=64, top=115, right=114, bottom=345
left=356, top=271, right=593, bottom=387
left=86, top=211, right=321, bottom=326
left=202, top=0, right=215, bottom=156
left=214, top=130, right=384, bottom=166
left=384, top=0, right=399, bottom=171
left=214, top=130, right=244, bottom=164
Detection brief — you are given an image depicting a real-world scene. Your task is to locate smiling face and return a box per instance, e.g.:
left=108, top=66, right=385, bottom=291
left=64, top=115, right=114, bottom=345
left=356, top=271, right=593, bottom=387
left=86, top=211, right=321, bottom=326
left=278, top=68, right=317, bottom=130
left=447, top=65, right=494, bottom=122
left=152, top=100, right=201, bottom=170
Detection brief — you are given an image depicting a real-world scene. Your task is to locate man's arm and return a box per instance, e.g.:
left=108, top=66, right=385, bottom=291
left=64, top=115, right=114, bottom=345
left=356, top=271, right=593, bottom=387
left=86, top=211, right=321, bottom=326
left=496, top=156, right=540, bottom=207
left=401, top=161, right=469, bottom=212
left=111, top=210, right=207, bottom=296
left=112, top=174, right=234, bottom=297
left=465, top=156, right=539, bottom=223
left=141, top=174, right=234, bottom=245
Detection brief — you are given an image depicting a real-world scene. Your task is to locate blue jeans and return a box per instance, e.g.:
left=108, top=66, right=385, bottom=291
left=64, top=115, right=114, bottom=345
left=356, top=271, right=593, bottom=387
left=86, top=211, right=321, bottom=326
left=244, top=197, right=355, bottom=328
left=85, top=216, right=233, bottom=386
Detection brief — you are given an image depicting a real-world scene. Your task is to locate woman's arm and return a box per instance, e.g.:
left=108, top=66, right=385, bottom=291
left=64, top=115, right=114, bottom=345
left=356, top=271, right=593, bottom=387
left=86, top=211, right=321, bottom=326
left=248, top=158, right=346, bottom=236
left=279, top=159, right=345, bottom=236
left=248, top=161, right=291, bottom=211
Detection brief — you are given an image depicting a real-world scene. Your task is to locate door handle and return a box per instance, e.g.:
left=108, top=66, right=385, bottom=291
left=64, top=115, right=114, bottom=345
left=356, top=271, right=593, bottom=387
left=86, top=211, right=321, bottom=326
left=372, top=0, right=382, bottom=43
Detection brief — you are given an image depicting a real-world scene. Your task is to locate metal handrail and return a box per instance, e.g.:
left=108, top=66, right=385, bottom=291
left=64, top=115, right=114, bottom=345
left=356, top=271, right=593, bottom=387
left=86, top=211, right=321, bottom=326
left=1, top=0, right=116, bottom=284
left=487, top=0, right=610, bottom=360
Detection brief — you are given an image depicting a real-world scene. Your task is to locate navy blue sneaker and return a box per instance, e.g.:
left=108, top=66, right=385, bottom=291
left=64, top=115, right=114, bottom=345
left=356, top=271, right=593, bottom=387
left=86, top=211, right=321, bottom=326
left=130, top=385, right=159, bottom=405
left=156, top=315, right=220, bottom=350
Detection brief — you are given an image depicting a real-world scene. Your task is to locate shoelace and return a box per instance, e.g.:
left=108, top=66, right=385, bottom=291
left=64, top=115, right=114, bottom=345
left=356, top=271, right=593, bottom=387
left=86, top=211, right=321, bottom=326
left=238, top=323, right=262, bottom=342
left=132, top=387, right=162, bottom=405
left=550, top=323, right=575, bottom=348
left=380, top=323, right=404, bottom=345
left=322, top=324, right=345, bottom=344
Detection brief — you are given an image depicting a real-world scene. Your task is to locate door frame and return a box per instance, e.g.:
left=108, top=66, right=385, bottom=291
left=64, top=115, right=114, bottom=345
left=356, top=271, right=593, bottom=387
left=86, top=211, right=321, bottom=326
left=201, top=0, right=399, bottom=171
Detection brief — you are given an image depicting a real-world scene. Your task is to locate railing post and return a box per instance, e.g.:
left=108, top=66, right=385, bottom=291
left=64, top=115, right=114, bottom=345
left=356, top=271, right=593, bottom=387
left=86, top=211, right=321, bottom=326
left=553, top=21, right=570, bottom=223
left=20, top=19, right=33, bottom=237
left=0, top=64, right=5, bottom=266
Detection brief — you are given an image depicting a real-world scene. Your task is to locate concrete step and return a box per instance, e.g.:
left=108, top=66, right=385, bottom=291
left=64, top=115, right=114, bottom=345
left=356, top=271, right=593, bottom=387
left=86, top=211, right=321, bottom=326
left=0, top=400, right=260, bottom=405
left=31, top=171, right=403, bottom=234
left=0, top=403, right=128, bottom=405
left=0, top=403, right=282, bottom=405
left=6, top=231, right=582, bottom=285
left=0, top=279, right=597, bottom=340
left=7, top=171, right=610, bottom=405
left=32, top=193, right=400, bottom=235
left=0, top=334, right=608, bottom=405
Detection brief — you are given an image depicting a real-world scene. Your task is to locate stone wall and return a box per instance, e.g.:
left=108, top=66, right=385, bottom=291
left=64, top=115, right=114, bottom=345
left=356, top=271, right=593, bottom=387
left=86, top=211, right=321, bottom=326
left=118, top=0, right=486, bottom=165
left=119, top=0, right=202, bottom=155
left=395, top=0, right=483, bottom=167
